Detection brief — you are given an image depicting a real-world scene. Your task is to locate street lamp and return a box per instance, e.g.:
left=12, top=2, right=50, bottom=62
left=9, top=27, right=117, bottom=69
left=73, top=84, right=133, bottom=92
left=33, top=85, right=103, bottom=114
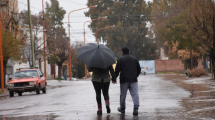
left=68, top=5, right=97, bottom=80
left=83, top=16, right=107, bottom=79
left=95, top=25, right=115, bottom=43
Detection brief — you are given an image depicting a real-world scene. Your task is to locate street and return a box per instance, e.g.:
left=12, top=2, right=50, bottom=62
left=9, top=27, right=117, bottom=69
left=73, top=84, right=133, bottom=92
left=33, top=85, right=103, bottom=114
left=0, top=74, right=215, bottom=120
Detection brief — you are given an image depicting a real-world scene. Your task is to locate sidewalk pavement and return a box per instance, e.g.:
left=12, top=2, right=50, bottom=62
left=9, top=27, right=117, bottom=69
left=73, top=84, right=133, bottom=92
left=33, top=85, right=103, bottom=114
left=0, top=89, right=9, bottom=97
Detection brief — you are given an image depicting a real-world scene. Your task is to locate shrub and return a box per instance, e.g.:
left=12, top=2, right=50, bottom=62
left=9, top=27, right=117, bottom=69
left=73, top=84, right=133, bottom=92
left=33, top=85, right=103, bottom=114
left=189, top=68, right=208, bottom=77
left=56, top=78, right=64, bottom=80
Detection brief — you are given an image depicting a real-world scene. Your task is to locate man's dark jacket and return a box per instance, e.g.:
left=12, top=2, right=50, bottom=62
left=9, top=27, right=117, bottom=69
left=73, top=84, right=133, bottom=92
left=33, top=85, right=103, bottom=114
left=115, top=54, right=141, bottom=83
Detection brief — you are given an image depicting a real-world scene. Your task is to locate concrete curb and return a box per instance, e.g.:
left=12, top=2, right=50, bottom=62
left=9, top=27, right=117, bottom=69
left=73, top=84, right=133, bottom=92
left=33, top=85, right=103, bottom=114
left=0, top=93, right=9, bottom=97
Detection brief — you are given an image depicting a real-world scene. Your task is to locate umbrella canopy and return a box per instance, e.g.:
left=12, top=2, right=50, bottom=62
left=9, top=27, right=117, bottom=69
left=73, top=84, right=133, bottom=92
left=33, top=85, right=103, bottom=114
left=77, top=43, right=116, bottom=69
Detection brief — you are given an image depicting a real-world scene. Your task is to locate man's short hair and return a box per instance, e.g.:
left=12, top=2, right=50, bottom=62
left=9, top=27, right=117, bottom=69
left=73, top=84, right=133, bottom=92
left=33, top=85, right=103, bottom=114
left=122, top=47, right=129, bottom=55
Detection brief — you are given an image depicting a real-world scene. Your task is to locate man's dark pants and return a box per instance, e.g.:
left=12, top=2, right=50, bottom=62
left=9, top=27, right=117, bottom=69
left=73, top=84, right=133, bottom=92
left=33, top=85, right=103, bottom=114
left=120, top=82, right=139, bottom=109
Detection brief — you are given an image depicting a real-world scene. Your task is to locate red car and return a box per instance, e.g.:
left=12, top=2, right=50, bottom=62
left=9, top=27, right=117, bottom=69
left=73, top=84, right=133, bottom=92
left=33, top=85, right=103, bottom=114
left=7, top=68, right=47, bottom=97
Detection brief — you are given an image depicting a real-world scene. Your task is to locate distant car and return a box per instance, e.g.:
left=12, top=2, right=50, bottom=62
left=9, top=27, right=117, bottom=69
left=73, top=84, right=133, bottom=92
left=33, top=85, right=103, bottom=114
left=141, top=67, right=146, bottom=75
left=7, top=67, right=47, bottom=97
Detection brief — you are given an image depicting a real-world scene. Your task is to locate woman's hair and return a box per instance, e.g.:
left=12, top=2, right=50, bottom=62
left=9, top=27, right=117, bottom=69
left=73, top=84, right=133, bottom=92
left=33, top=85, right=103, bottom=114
left=122, top=47, right=129, bottom=55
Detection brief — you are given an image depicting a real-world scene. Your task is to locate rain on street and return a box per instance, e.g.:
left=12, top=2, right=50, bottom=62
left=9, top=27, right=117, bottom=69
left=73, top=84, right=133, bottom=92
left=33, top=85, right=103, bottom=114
left=0, top=74, right=215, bottom=120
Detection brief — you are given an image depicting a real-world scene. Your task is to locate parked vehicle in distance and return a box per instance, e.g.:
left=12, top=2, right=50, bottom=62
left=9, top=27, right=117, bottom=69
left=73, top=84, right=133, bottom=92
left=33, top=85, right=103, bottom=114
left=141, top=67, right=146, bottom=75
left=7, top=67, right=46, bottom=97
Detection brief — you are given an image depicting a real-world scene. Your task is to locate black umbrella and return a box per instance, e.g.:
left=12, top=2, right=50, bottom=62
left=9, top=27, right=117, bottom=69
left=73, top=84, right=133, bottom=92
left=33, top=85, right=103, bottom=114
left=77, top=43, right=116, bottom=69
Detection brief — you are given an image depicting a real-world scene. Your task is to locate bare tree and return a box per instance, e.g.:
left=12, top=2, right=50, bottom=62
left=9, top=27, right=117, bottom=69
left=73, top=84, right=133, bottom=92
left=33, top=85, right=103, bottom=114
left=47, top=26, right=69, bottom=79
left=71, top=42, right=85, bottom=78
left=19, top=10, right=46, bottom=67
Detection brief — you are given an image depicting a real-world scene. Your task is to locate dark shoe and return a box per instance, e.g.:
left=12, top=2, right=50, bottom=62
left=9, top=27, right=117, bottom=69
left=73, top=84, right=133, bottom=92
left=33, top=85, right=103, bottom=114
left=133, top=108, right=138, bottom=115
left=97, top=104, right=102, bottom=115
left=117, top=107, right=125, bottom=113
left=97, top=110, right=102, bottom=115
left=106, top=105, right=111, bottom=113
left=105, top=100, right=111, bottom=113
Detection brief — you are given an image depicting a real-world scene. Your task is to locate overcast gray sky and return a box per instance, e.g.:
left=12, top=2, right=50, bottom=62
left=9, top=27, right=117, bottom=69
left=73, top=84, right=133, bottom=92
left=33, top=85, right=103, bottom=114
left=18, top=0, right=152, bottom=44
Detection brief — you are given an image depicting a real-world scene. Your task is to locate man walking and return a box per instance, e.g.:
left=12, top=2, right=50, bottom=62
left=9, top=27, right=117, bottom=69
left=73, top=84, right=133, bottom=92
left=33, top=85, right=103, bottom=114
left=113, top=47, right=141, bottom=115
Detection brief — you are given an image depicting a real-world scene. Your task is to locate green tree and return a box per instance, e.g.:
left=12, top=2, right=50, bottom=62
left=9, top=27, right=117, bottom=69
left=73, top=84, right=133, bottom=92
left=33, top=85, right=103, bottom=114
left=71, top=43, right=85, bottom=79
left=0, top=6, right=27, bottom=88
left=45, top=0, right=67, bottom=79
left=85, top=0, right=157, bottom=60
left=45, top=0, right=65, bottom=31
left=149, top=0, right=190, bottom=57
left=158, top=11, right=200, bottom=58
left=47, top=27, right=69, bottom=79
left=150, top=0, right=215, bottom=76
left=187, top=0, right=215, bottom=78
left=0, top=29, right=22, bottom=87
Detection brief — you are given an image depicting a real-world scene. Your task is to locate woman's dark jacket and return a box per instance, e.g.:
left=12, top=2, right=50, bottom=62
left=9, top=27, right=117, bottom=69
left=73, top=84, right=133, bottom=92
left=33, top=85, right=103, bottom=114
left=88, top=66, right=116, bottom=82
left=115, top=54, right=141, bottom=83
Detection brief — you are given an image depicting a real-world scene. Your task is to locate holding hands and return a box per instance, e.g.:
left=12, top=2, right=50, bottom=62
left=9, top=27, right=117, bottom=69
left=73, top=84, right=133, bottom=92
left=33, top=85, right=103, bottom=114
left=112, top=77, right=117, bottom=84
left=112, top=81, right=117, bottom=84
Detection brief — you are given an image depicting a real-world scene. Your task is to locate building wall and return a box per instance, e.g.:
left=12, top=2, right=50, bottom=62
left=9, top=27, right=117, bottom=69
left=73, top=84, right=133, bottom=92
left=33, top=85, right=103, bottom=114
left=0, top=0, right=19, bottom=27
left=155, top=59, right=185, bottom=72
left=8, top=0, right=18, bottom=13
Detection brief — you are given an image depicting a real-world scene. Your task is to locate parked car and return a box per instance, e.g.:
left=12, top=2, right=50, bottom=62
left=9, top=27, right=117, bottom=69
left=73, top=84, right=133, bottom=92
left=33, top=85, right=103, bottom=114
left=7, top=67, right=47, bottom=97
left=141, top=67, right=146, bottom=75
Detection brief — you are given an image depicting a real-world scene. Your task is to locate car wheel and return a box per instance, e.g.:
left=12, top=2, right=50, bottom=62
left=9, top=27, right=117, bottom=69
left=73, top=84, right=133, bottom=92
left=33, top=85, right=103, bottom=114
left=9, top=91, right=14, bottom=97
left=42, top=86, right=46, bottom=94
left=144, top=72, right=146, bottom=75
left=36, top=85, right=40, bottom=94
left=18, top=92, right=22, bottom=96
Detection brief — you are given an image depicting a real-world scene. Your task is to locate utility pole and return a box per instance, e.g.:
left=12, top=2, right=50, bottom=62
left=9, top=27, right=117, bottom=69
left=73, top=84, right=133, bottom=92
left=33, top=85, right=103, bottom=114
left=190, top=49, right=193, bottom=70
left=27, top=0, right=35, bottom=67
left=42, top=0, right=46, bottom=79
left=0, top=15, right=4, bottom=93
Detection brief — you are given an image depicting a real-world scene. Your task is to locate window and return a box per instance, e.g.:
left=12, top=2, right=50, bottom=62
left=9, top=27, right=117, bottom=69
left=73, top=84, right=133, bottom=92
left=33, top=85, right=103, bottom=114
left=13, top=70, right=38, bottom=78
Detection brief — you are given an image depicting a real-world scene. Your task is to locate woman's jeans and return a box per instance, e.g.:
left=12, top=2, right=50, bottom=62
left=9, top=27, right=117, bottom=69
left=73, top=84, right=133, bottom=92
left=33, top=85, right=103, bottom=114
left=92, top=79, right=110, bottom=104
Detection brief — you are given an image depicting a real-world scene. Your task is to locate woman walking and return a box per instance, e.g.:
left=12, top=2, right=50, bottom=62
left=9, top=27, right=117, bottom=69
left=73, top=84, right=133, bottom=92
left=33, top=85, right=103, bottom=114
left=88, top=66, right=116, bottom=115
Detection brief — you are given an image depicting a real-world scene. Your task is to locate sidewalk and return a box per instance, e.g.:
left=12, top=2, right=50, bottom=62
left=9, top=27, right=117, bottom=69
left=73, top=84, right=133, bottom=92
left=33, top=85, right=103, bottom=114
left=0, top=89, right=9, bottom=97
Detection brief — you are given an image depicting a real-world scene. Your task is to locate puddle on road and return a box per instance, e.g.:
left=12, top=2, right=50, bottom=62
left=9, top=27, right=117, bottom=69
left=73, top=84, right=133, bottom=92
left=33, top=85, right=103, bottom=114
left=0, top=114, right=58, bottom=120
left=157, top=74, right=215, bottom=119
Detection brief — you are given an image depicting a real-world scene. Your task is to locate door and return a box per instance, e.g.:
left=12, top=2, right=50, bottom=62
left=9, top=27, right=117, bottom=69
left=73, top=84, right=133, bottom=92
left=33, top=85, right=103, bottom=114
left=38, top=70, right=46, bottom=87
left=51, top=64, right=55, bottom=79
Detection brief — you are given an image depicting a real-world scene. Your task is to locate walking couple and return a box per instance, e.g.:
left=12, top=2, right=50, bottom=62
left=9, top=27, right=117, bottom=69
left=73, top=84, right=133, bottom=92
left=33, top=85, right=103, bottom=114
left=88, top=47, right=141, bottom=115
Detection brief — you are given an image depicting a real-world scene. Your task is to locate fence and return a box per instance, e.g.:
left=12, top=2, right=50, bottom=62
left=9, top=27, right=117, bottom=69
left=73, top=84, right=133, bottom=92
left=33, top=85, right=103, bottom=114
left=155, top=59, right=185, bottom=72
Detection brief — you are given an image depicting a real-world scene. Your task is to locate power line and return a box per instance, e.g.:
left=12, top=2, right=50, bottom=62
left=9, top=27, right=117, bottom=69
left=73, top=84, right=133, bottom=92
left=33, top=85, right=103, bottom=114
left=18, top=0, right=27, bottom=12
left=18, top=1, right=42, bottom=11
left=62, top=18, right=172, bottom=23
left=65, top=11, right=182, bottom=18
left=18, top=0, right=87, bottom=12
left=59, top=0, right=87, bottom=6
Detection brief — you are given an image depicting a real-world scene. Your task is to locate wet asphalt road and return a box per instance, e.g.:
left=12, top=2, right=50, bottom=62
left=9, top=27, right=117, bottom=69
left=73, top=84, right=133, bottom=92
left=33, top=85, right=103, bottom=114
left=0, top=74, right=215, bottom=120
